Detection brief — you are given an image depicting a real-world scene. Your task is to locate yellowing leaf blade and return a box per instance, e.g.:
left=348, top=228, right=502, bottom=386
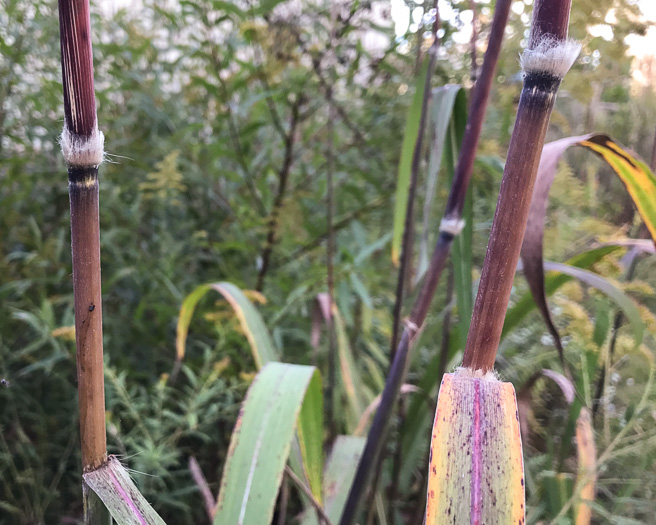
left=425, top=370, right=525, bottom=525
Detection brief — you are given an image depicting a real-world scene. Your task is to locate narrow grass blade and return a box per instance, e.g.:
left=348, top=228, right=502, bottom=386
left=392, top=58, right=430, bottom=265
left=333, top=308, right=365, bottom=430
left=83, top=456, right=166, bottom=525
left=301, top=436, right=366, bottom=525
left=503, top=245, right=622, bottom=337
left=416, top=85, right=465, bottom=281
left=443, top=91, right=472, bottom=343
left=176, top=282, right=278, bottom=366
left=542, top=261, right=644, bottom=347
left=214, top=362, right=322, bottom=524
left=425, top=369, right=525, bottom=525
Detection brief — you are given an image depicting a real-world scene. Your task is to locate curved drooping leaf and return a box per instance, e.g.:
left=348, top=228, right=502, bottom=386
left=542, top=261, right=644, bottom=348
left=176, top=282, right=278, bottom=367
left=521, top=134, right=656, bottom=357
left=504, top=245, right=621, bottom=338
left=214, top=362, right=322, bottom=525
left=84, top=457, right=166, bottom=525
left=392, top=57, right=430, bottom=266
left=178, top=284, right=322, bottom=501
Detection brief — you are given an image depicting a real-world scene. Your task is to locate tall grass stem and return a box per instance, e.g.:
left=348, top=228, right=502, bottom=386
left=463, top=0, right=578, bottom=372
left=338, top=1, right=512, bottom=522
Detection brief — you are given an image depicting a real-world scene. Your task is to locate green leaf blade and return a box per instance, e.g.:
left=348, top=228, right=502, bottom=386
left=214, top=362, right=321, bottom=525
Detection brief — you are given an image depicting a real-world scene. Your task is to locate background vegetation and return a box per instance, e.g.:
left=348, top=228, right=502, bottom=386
left=1, top=0, right=655, bottom=522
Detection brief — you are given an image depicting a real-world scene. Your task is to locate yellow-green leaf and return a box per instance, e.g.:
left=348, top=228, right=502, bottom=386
left=176, top=282, right=278, bottom=367
left=425, top=369, right=525, bottom=525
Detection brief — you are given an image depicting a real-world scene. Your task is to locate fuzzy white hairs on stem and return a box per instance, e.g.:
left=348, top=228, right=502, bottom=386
left=520, top=37, right=581, bottom=79
left=439, top=216, right=466, bottom=236
left=60, top=123, right=105, bottom=168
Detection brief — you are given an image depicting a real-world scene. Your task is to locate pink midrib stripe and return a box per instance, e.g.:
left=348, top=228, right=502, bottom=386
left=107, top=464, right=148, bottom=525
left=470, top=379, right=482, bottom=525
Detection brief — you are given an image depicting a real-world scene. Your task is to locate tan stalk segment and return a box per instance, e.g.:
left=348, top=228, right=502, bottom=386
left=58, top=0, right=107, bottom=474
left=425, top=370, right=525, bottom=524
left=70, top=168, right=107, bottom=471
left=574, top=408, right=596, bottom=525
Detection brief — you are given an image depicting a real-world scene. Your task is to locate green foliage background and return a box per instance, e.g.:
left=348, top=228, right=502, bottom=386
left=1, top=0, right=655, bottom=523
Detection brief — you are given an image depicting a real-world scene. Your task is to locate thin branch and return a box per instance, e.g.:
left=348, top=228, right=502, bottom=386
left=285, top=466, right=333, bottom=525
left=469, top=0, right=478, bottom=84
left=325, top=3, right=338, bottom=444
left=256, top=97, right=302, bottom=291
left=390, top=8, right=441, bottom=363
left=188, top=456, right=215, bottom=522
left=280, top=195, right=389, bottom=267
left=207, top=43, right=267, bottom=217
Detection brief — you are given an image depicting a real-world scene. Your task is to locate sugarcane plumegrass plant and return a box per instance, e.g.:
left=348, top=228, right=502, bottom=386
left=425, top=0, right=580, bottom=523
left=58, top=0, right=165, bottom=523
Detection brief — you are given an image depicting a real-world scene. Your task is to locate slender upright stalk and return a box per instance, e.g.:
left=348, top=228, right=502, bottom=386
left=59, top=0, right=107, bottom=472
left=325, top=2, right=338, bottom=443
left=256, top=99, right=301, bottom=292
left=469, top=0, right=478, bottom=84
left=58, top=0, right=108, bottom=520
left=463, top=0, right=580, bottom=371
left=390, top=0, right=440, bottom=362
left=338, top=1, right=512, bottom=523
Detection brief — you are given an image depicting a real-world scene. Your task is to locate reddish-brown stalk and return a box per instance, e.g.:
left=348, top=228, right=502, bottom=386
left=338, top=0, right=513, bottom=522
left=462, top=0, right=578, bottom=371
left=58, top=0, right=107, bottom=475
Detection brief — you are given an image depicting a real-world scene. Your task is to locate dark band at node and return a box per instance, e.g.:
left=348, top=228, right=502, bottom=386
left=523, top=71, right=561, bottom=92
left=68, top=166, right=99, bottom=184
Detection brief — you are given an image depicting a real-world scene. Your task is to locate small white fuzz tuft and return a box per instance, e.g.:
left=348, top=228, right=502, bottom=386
left=453, top=366, right=500, bottom=382
left=60, top=124, right=105, bottom=168
left=520, top=38, right=581, bottom=78
left=439, top=217, right=466, bottom=236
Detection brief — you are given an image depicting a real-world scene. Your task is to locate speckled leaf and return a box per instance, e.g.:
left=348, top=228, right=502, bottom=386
left=425, top=370, right=525, bottom=525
